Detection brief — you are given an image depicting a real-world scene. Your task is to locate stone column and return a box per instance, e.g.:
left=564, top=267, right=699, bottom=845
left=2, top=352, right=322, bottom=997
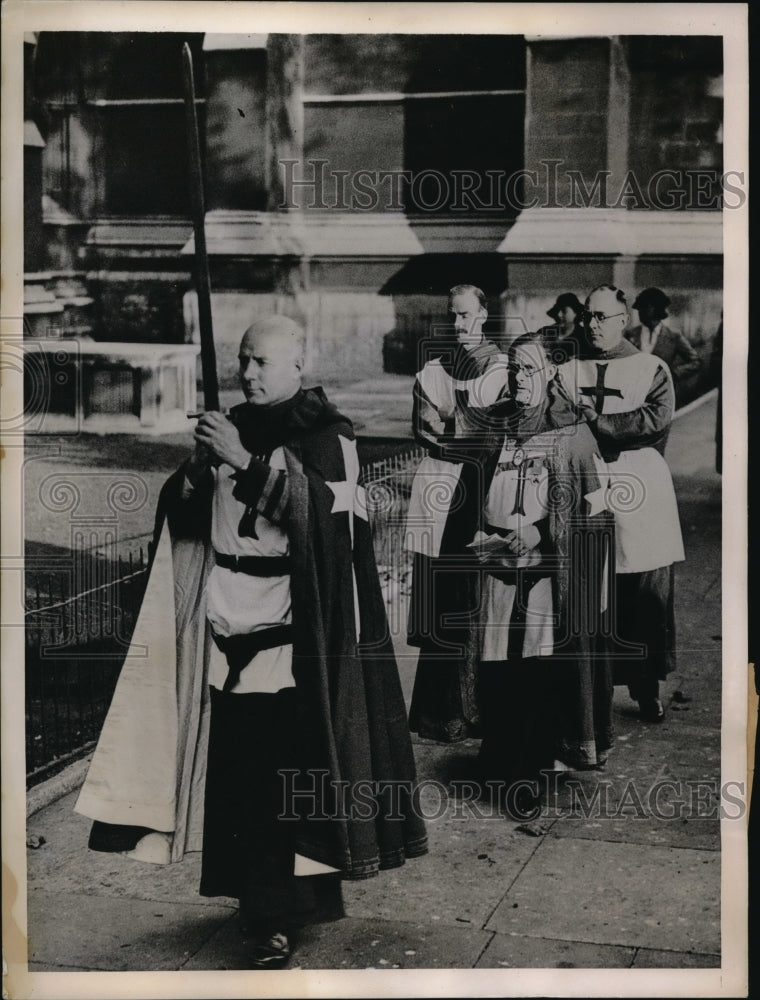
left=189, top=34, right=308, bottom=357
left=500, top=36, right=633, bottom=334
left=265, top=34, right=304, bottom=212
left=24, top=34, right=45, bottom=272
left=607, top=37, right=631, bottom=200
left=24, top=122, right=46, bottom=274
left=201, top=32, right=305, bottom=214
left=202, top=34, right=269, bottom=211
left=524, top=36, right=630, bottom=207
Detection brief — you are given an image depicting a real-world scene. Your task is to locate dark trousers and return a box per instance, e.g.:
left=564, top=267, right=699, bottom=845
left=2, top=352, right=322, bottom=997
left=613, top=566, right=676, bottom=700
left=408, top=554, right=480, bottom=742
left=199, top=687, right=343, bottom=932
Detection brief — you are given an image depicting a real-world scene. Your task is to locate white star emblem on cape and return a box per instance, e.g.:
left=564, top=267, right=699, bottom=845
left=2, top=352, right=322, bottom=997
left=326, top=436, right=369, bottom=639
left=584, top=484, right=611, bottom=517
left=326, top=436, right=368, bottom=544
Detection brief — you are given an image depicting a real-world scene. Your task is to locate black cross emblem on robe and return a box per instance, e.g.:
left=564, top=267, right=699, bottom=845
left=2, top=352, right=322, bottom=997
left=237, top=449, right=269, bottom=538
left=580, top=362, right=624, bottom=414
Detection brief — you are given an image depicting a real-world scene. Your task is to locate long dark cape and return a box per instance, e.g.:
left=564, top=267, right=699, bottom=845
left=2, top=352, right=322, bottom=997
left=78, top=388, right=428, bottom=879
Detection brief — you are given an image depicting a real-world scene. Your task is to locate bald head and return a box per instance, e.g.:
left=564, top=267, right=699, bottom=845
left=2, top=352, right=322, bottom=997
left=240, top=315, right=306, bottom=362
left=238, top=315, right=306, bottom=407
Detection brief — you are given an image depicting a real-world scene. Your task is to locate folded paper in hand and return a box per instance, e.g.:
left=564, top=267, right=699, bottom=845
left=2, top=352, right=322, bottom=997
left=466, top=533, right=543, bottom=568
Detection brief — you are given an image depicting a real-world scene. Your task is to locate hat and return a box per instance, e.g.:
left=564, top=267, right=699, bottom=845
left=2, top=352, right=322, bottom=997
left=547, top=293, right=584, bottom=322
left=632, top=287, right=671, bottom=315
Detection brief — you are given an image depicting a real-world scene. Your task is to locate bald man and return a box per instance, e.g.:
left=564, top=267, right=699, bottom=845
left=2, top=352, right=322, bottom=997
left=77, top=316, right=427, bottom=968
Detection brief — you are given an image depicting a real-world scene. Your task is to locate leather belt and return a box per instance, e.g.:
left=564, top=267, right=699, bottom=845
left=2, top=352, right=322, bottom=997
left=213, top=624, right=294, bottom=692
left=214, top=552, right=290, bottom=576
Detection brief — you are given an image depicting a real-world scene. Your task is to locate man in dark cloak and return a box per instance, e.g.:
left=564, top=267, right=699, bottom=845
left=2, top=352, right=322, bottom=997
left=75, top=315, right=427, bottom=967
left=469, top=333, right=615, bottom=817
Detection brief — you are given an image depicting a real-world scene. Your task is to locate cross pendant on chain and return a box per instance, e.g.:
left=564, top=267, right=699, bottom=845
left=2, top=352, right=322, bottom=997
left=510, top=446, right=528, bottom=516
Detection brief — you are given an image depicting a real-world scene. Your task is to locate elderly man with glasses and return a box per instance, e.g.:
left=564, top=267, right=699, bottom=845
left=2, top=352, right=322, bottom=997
left=556, top=284, right=685, bottom=722
left=469, top=332, right=615, bottom=817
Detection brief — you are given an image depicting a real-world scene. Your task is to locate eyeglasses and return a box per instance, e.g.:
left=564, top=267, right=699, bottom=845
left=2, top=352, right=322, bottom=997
left=582, top=310, right=626, bottom=325
left=507, top=363, right=548, bottom=378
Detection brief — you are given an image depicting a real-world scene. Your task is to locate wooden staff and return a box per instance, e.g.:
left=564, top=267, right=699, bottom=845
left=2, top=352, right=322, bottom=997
left=182, top=42, right=219, bottom=413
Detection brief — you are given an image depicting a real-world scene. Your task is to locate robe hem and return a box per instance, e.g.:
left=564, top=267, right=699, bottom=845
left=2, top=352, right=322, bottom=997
left=291, top=837, right=430, bottom=881
left=75, top=796, right=176, bottom=833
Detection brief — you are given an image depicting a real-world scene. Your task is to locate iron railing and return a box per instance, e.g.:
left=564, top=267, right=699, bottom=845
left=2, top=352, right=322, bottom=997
left=25, top=550, right=150, bottom=784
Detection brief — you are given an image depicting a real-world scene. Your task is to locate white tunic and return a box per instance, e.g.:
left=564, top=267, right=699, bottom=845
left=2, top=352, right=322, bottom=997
left=478, top=435, right=554, bottom=661
left=186, top=450, right=336, bottom=877
left=558, top=352, right=685, bottom=573
left=406, top=355, right=509, bottom=557
left=184, top=446, right=295, bottom=694
left=416, top=355, right=510, bottom=434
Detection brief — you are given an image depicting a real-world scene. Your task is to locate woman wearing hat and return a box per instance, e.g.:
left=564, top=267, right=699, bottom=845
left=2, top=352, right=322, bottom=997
left=627, top=288, right=701, bottom=394
left=542, top=292, right=586, bottom=363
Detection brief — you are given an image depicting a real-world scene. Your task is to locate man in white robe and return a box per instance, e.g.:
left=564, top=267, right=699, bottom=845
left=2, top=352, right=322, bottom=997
left=405, top=284, right=509, bottom=741
left=557, top=285, right=685, bottom=721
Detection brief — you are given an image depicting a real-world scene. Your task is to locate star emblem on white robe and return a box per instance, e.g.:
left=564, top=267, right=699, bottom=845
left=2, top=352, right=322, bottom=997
left=584, top=484, right=611, bottom=516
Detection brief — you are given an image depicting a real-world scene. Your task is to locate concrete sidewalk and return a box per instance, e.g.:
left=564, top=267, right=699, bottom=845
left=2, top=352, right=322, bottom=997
left=24, top=396, right=724, bottom=974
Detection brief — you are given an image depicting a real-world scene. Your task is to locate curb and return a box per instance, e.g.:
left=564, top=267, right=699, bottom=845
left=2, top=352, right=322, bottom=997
left=26, top=754, right=92, bottom=819
left=673, top=386, right=718, bottom=421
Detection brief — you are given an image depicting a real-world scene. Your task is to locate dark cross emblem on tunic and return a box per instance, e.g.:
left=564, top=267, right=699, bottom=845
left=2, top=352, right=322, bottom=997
left=238, top=449, right=269, bottom=538
left=580, top=362, right=624, bottom=414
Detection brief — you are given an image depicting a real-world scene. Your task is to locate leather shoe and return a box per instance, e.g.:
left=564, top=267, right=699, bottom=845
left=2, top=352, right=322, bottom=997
left=504, top=784, right=542, bottom=821
left=638, top=697, right=665, bottom=722
left=247, top=931, right=291, bottom=970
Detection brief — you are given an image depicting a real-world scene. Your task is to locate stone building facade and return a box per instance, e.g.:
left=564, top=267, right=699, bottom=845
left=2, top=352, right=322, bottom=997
left=25, top=31, right=723, bottom=399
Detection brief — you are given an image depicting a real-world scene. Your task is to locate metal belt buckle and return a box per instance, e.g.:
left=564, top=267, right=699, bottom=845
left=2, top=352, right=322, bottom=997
left=231, top=554, right=239, bottom=572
